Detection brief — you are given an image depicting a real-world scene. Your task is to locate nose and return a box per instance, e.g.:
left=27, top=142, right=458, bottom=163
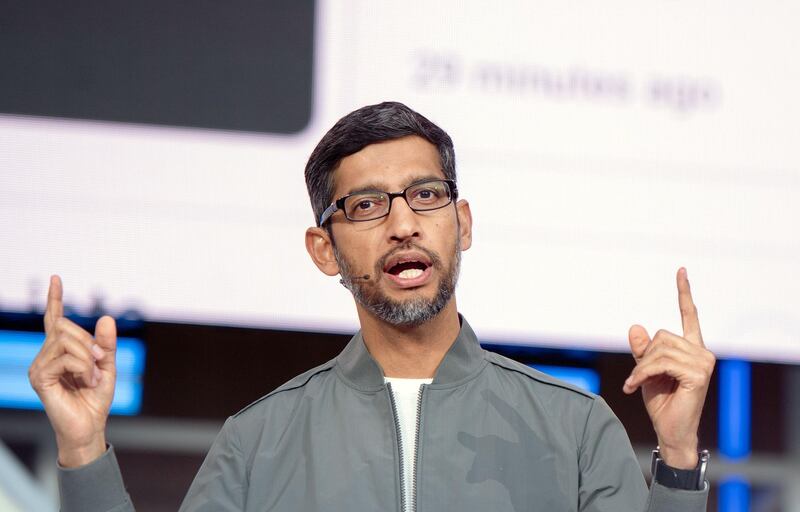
left=385, top=194, right=421, bottom=243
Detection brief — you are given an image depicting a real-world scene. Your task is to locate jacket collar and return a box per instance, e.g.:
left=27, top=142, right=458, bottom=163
left=335, top=314, right=486, bottom=392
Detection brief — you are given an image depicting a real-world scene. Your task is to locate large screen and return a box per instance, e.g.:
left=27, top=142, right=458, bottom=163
left=1, top=1, right=797, bottom=363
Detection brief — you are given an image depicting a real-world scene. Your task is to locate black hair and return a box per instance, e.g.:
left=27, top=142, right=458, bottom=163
left=305, top=101, right=456, bottom=226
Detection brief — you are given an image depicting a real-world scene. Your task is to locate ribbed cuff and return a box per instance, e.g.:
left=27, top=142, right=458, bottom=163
left=646, top=480, right=709, bottom=512
left=58, top=445, right=132, bottom=512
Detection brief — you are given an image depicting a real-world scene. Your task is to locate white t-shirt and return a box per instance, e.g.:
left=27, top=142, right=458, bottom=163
left=385, top=377, right=433, bottom=512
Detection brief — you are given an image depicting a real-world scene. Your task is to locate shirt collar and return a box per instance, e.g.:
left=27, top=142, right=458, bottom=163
left=335, top=314, right=486, bottom=391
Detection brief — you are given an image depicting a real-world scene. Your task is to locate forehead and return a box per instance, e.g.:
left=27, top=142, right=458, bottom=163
left=332, top=135, right=445, bottom=197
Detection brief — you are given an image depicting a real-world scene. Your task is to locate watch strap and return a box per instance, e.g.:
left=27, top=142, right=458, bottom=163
left=651, top=448, right=709, bottom=491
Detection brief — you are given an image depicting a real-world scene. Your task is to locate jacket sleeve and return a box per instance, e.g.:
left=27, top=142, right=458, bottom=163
left=578, top=397, right=708, bottom=512
left=58, top=445, right=134, bottom=512
left=57, top=416, right=247, bottom=512
left=178, top=416, right=247, bottom=511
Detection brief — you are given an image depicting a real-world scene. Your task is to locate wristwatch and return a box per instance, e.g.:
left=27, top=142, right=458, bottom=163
left=650, top=448, right=709, bottom=491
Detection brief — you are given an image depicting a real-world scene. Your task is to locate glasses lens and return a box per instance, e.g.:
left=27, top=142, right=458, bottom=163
left=343, top=192, right=389, bottom=221
left=406, top=180, right=452, bottom=211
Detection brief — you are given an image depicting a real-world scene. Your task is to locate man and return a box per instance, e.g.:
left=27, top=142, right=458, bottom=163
left=30, top=102, right=715, bottom=511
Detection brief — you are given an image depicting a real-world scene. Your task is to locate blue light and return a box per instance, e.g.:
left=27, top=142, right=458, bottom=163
left=531, top=365, right=600, bottom=394
left=719, top=359, right=751, bottom=460
left=719, top=476, right=750, bottom=512
left=0, top=330, right=146, bottom=415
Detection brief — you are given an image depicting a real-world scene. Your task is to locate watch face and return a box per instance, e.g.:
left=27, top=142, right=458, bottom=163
left=0, top=1, right=314, bottom=134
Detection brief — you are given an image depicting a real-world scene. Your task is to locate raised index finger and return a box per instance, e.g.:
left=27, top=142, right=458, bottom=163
left=44, top=275, right=64, bottom=334
left=677, top=267, right=703, bottom=346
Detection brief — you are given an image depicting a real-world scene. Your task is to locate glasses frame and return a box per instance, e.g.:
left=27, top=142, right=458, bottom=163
left=318, top=178, right=457, bottom=226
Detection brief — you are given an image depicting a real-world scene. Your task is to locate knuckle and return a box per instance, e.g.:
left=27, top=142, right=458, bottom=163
left=655, top=346, right=673, bottom=359
left=645, top=344, right=661, bottom=357
left=699, top=350, right=715, bottom=368
left=28, top=369, right=42, bottom=389
left=82, top=331, right=95, bottom=346
left=68, top=342, right=90, bottom=359
left=55, top=316, right=69, bottom=331
left=661, top=336, right=677, bottom=348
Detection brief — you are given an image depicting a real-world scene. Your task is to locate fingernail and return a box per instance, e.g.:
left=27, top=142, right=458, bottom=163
left=91, top=344, right=105, bottom=360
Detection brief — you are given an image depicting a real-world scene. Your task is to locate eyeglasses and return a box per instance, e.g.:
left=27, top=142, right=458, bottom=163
left=318, top=179, right=457, bottom=226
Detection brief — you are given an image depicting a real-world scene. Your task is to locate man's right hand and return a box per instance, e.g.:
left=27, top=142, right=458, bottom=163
left=28, top=275, right=117, bottom=468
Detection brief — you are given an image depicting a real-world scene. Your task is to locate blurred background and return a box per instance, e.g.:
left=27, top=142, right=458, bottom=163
left=1, top=1, right=798, bottom=510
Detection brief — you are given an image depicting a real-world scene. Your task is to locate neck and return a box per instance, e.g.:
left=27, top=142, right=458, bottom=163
left=355, top=299, right=461, bottom=379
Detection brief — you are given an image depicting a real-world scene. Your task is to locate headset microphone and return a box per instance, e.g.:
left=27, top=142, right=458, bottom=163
left=339, top=274, right=371, bottom=285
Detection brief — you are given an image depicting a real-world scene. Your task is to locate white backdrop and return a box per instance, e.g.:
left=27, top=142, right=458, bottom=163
left=1, top=0, right=798, bottom=362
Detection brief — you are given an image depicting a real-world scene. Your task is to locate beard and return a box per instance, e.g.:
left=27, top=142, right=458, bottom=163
left=334, top=239, right=461, bottom=328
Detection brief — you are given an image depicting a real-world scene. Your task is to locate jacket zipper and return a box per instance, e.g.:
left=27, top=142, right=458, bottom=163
left=411, top=385, right=425, bottom=512
left=387, top=383, right=427, bottom=512
left=387, top=383, right=408, bottom=512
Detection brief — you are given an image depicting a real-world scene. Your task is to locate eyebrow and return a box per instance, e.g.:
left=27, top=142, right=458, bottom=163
left=342, top=174, right=444, bottom=197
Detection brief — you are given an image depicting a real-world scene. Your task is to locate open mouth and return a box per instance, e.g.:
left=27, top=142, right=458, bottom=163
left=382, top=252, right=434, bottom=286
left=387, top=260, right=429, bottom=279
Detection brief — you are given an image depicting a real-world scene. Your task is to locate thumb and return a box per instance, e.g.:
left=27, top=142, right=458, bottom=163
left=94, top=315, right=117, bottom=371
left=628, top=324, right=651, bottom=362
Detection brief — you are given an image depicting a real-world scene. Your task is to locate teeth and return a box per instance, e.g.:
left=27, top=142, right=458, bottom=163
left=398, top=268, right=424, bottom=279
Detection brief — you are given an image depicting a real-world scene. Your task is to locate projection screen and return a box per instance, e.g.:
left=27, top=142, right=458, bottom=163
left=1, top=0, right=797, bottom=363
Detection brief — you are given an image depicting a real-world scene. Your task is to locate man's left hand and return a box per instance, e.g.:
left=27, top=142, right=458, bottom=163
left=623, top=267, right=716, bottom=469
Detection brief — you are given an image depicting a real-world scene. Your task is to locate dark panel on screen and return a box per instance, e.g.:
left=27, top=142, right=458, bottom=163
left=140, top=322, right=349, bottom=419
left=0, top=0, right=314, bottom=133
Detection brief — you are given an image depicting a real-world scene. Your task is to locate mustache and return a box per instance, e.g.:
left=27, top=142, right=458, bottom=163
left=375, top=242, right=443, bottom=275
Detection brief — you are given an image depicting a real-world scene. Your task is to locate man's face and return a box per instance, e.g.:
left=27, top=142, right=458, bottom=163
left=325, top=135, right=471, bottom=327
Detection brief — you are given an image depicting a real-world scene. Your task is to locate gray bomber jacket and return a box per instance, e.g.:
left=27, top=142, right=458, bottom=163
left=59, top=317, right=708, bottom=512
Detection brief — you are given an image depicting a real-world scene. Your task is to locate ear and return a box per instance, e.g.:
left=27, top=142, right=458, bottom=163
left=455, top=199, right=473, bottom=251
left=305, top=227, right=340, bottom=276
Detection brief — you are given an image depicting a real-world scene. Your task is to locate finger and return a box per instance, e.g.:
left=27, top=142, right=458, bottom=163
left=677, top=267, right=703, bottom=346
left=94, top=316, right=117, bottom=372
left=42, top=317, right=105, bottom=361
left=32, top=353, right=99, bottom=393
left=623, top=353, right=700, bottom=394
left=634, top=343, right=696, bottom=371
left=57, top=354, right=101, bottom=389
left=35, top=319, right=104, bottom=387
left=623, top=358, right=677, bottom=394
left=625, top=329, right=717, bottom=391
left=44, top=275, right=64, bottom=334
left=45, top=332, right=99, bottom=386
left=647, top=329, right=699, bottom=357
left=628, top=325, right=651, bottom=363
